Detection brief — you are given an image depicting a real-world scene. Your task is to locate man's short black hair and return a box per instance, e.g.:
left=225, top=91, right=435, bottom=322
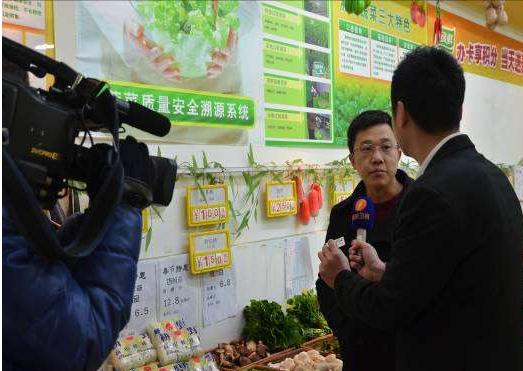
left=391, top=46, right=465, bottom=134
left=347, top=110, right=392, bottom=153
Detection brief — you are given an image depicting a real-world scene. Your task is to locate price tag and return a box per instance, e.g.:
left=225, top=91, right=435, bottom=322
left=202, top=267, right=238, bottom=327
left=332, top=177, right=356, bottom=205
left=186, top=184, right=229, bottom=227
left=157, top=254, right=199, bottom=327
left=141, top=207, right=151, bottom=234
left=266, top=181, right=298, bottom=218
left=123, top=260, right=157, bottom=335
left=189, top=230, right=232, bottom=274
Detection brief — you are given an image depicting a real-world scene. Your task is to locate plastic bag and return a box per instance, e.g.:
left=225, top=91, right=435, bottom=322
left=147, top=318, right=192, bottom=365
left=185, top=327, right=204, bottom=356
left=202, top=353, right=220, bottom=371
left=110, top=334, right=157, bottom=371
left=130, top=363, right=160, bottom=371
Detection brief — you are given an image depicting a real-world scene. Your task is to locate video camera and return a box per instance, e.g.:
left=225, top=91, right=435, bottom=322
left=2, top=36, right=177, bottom=259
left=2, top=36, right=177, bottom=208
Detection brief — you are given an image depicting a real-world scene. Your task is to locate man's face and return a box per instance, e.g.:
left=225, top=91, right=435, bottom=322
left=350, top=124, right=401, bottom=191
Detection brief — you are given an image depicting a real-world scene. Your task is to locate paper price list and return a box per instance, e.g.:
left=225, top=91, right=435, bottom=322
left=158, top=255, right=198, bottom=327
left=124, top=260, right=157, bottom=334
left=202, top=268, right=237, bottom=327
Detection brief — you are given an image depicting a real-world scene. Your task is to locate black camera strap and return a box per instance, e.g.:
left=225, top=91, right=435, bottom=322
left=3, top=147, right=124, bottom=260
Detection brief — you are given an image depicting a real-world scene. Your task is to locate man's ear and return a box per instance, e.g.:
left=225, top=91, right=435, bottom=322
left=394, top=101, right=408, bottom=130
left=349, top=153, right=355, bottom=168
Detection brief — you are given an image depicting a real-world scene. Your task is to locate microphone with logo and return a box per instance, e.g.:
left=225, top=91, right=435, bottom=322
left=351, top=196, right=375, bottom=268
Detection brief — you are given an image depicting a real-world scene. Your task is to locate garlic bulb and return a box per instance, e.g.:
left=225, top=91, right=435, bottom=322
left=486, top=7, right=498, bottom=26
left=497, top=8, right=508, bottom=25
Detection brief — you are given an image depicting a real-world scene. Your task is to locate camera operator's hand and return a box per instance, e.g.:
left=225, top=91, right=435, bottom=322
left=119, top=136, right=154, bottom=184
left=119, top=136, right=155, bottom=209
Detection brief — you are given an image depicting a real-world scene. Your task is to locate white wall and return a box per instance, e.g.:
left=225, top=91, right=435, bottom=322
left=52, top=1, right=523, bottom=350
left=461, top=72, right=523, bottom=165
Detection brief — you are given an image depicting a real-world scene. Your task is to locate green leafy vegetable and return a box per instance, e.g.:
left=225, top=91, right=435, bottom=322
left=286, top=289, right=331, bottom=340
left=134, top=0, right=240, bottom=77
left=243, top=300, right=303, bottom=351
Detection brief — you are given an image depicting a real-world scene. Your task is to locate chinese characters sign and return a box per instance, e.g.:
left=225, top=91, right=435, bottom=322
left=124, top=259, right=158, bottom=334
left=428, top=5, right=523, bottom=87
left=331, top=0, right=428, bottom=147
left=109, top=81, right=256, bottom=130
left=157, top=254, right=199, bottom=327
left=262, top=1, right=334, bottom=147
left=186, top=184, right=229, bottom=227
left=201, top=267, right=237, bottom=327
left=266, top=180, right=298, bottom=217
left=189, top=230, right=233, bottom=274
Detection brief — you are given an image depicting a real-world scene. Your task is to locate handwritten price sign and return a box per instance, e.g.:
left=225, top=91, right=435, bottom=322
left=186, top=184, right=229, bottom=227
left=266, top=181, right=298, bottom=218
left=270, top=199, right=296, bottom=214
left=189, top=230, right=232, bottom=274
left=332, top=178, right=356, bottom=205
left=192, top=206, right=227, bottom=224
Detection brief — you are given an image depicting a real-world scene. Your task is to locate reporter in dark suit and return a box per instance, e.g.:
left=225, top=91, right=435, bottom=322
left=318, top=47, right=523, bottom=371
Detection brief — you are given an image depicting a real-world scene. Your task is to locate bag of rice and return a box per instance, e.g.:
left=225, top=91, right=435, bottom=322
left=147, top=318, right=192, bottom=365
left=202, top=353, right=220, bottom=371
left=130, top=363, right=160, bottom=371
left=185, top=327, right=203, bottom=356
left=110, top=334, right=157, bottom=371
left=187, top=356, right=204, bottom=371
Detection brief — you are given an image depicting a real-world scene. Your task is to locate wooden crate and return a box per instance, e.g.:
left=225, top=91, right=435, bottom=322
left=301, top=334, right=334, bottom=349
left=247, top=348, right=311, bottom=371
left=206, top=344, right=297, bottom=371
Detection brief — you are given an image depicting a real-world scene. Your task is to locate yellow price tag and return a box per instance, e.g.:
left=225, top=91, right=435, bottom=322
left=186, top=184, right=229, bottom=227
left=331, top=177, right=356, bottom=205
left=142, top=207, right=150, bottom=234
left=189, top=230, right=232, bottom=274
left=266, top=180, right=298, bottom=218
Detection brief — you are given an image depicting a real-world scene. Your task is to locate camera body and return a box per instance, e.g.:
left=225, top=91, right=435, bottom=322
left=3, top=37, right=176, bottom=210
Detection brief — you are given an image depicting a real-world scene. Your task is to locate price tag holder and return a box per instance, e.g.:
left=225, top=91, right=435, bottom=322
left=189, top=230, right=232, bottom=274
left=186, top=184, right=229, bottom=227
left=266, top=180, right=298, bottom=218
left=141, top=207, right=151, bottom=234
left=332, top=177, right=356, bottom=205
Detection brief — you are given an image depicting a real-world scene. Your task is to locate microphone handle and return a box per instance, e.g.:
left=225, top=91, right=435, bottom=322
left=356, top=228, right=366, bottom=268
left=356, top=228, right=366, bottom=242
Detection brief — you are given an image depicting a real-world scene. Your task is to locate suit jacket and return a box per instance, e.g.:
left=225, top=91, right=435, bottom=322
left=316, top=169, right=411, bottom=371
left=334, top=135, right=523, bottom=371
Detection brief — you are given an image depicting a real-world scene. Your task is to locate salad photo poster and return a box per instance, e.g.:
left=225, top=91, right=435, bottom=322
left=76, top=0, right=259, bottom=145
left=76, top=0, right=428, bottom=147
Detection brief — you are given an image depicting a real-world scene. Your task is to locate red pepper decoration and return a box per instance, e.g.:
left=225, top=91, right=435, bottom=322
left=433, top=0, right=442, bottom=45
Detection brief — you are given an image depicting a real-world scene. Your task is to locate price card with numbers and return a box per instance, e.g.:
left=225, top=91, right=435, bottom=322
left=266, top=180, right=298, bottom=218
left=202, top=267, right=238, bottom=327
left=123, top=259, right=157, bottom=335
left=141, top=207, right=151, bottom=234
left=157, top=254, right=199, bottom=327
left=189, top=230, right=232, bottom=274
left=332, top=177, right=356, bottom=205
left=186, top=184, right=229, bottom=227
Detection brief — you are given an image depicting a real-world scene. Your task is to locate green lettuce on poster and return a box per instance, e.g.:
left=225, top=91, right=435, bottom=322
left=134, top=0, right=240, bottom=78
left=333, top=83, right=391, bottom=146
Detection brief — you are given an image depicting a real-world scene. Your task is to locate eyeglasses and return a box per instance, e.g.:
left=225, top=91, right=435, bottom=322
left=355, top=143, right=400, bottom=156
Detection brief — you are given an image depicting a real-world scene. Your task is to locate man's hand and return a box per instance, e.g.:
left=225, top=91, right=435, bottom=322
left=349, top=240, right=386, bottom=282
left=318, top=239, right=351, bottom=289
